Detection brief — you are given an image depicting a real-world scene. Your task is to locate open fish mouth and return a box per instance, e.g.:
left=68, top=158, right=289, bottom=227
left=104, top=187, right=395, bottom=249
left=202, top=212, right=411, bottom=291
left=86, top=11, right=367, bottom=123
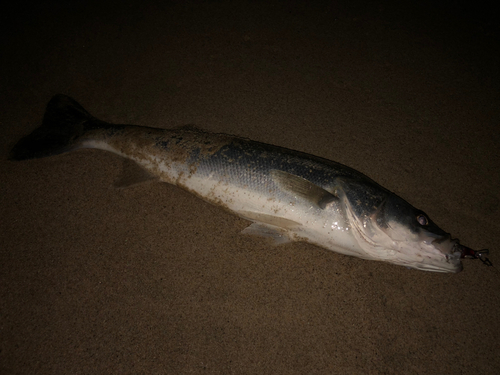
left=431, top=236, right=458, bottom=254
left=441, top=241, right=463, bottom=272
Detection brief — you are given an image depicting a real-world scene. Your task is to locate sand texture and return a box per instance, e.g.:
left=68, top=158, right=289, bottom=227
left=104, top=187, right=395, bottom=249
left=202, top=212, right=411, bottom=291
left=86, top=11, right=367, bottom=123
left=1, top=1, right=499, bottom=374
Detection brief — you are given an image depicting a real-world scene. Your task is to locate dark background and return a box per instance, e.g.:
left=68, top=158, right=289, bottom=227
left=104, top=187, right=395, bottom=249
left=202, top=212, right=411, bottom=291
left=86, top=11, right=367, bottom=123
left=1, top=1, right=499, bottom=373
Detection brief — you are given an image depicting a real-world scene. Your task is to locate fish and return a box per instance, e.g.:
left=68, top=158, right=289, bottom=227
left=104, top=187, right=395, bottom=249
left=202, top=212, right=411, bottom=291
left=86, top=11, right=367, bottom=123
left=9, top=94, right=490, bottom=273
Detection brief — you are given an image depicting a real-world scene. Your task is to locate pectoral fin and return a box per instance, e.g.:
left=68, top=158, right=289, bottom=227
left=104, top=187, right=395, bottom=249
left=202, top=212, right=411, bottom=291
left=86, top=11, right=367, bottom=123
left=270, top=169, right=338, bottom=209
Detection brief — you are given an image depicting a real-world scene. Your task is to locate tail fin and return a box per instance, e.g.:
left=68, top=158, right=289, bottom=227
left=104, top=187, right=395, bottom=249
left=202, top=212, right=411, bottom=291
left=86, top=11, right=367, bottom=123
left=9, top=95, right=94, bottom=160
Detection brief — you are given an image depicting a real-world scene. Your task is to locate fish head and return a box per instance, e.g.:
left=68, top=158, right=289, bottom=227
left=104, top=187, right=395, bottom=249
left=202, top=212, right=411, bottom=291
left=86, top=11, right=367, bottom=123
left=345, top=192, right=462, bottom=273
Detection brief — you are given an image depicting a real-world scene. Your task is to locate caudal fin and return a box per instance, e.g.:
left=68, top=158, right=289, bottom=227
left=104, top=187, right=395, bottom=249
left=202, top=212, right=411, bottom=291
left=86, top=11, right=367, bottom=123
left=9, top=95, right=94, bottom=160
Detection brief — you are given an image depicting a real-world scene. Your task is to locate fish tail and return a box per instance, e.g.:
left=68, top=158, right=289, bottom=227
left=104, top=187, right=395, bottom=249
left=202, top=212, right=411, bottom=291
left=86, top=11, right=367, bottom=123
left=9, top=95, right=94, bottom=160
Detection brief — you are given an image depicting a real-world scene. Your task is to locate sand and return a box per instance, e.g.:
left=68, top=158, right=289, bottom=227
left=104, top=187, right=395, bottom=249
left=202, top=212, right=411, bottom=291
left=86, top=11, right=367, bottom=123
left=1, top=1, right=499, bottom=373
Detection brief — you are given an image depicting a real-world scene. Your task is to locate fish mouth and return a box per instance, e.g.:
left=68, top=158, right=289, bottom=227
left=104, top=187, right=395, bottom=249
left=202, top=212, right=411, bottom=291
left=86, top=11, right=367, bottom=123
left=445, top=246, right=463, bottom=272
left=424, top=237, right=462, bottom=272
left=424, top=237, right=492, bottom=272
left=435, top=238, right=491, bottom=265
left=431, top=236, right=458, bottom=255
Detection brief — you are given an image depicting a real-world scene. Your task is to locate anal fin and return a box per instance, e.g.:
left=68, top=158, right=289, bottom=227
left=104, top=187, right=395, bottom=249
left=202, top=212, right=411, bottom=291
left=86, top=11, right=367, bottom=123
left=241, top=223, right=293, bottom=245
left=237, top=211, right=301, bottom=229
left=114, top=159, right=157, bottom=188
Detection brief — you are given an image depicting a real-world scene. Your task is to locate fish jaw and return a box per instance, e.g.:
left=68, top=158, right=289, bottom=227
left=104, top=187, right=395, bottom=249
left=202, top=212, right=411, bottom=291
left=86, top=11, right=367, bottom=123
left=387, top=232, right=463, bottom=273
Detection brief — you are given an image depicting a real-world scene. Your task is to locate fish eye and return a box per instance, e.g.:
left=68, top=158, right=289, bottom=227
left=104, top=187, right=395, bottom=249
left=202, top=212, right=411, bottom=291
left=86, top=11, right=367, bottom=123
left=417, top=214, right=428, bottom=226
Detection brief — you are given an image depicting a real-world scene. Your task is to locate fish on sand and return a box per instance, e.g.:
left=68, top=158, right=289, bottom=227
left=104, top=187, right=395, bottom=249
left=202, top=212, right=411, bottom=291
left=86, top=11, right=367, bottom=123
left=10, top=95, right=490, bottom=273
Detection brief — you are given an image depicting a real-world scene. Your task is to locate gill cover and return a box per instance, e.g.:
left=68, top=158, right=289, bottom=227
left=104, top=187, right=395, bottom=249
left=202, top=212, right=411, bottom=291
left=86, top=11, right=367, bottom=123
left=344, top=188, right=463, bottom=272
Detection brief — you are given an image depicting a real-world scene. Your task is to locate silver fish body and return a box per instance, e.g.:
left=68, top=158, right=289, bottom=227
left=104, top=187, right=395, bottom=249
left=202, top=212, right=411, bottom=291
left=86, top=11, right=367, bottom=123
left=10, top=95, right=472, bottom=273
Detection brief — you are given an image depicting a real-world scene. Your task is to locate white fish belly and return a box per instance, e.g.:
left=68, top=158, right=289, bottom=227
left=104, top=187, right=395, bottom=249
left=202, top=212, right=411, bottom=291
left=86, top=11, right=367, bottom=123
left=179, top=173, right=365, bottom=258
